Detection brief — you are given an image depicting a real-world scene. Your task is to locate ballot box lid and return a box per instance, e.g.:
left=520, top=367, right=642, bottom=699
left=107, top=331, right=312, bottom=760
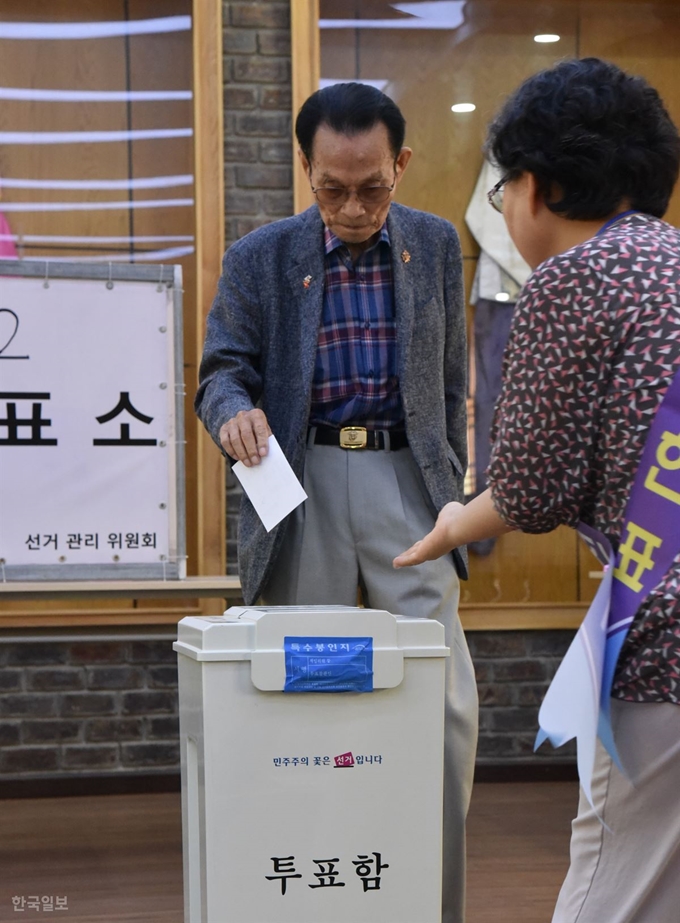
left=173, top=605, right=448, bottom=691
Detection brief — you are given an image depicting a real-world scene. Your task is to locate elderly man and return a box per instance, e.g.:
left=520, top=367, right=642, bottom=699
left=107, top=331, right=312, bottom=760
left=195, top=82, right=477, bottom=923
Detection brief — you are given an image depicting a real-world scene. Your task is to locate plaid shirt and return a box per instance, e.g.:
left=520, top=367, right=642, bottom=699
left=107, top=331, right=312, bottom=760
left=309, top=225, right=404, bottom=429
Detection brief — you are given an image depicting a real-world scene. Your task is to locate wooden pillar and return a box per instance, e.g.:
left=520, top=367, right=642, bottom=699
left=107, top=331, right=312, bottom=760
left=291, top=0, right=320, bottom=214
left=193, top=0, right=226, bottom=611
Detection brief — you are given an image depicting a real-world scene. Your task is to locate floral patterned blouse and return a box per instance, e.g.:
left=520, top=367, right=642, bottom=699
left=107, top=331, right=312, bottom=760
left=488, top=213, right=680, bottom=703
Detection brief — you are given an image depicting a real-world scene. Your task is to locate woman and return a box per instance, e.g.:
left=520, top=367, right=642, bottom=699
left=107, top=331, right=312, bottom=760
left=395, top=58, right=680, bottom=923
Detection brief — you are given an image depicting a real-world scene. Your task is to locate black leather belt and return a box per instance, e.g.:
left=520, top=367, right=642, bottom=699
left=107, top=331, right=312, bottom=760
left=311, top=425, right=408, bottom=450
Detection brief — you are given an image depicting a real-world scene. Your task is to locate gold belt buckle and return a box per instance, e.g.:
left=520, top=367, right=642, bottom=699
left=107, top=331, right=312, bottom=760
left=339, top=426, right=367, bottom=449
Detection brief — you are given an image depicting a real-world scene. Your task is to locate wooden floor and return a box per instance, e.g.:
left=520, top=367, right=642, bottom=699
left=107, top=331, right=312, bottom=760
left=466, top=782, right=576, bottom=923
left=0, top=781, right=577, bottom=922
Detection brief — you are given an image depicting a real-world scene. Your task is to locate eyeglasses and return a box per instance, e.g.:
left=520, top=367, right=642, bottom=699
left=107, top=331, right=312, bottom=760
left=310, top=175, right=396, bottom=207
left=487, top=176, right=509, bottom=213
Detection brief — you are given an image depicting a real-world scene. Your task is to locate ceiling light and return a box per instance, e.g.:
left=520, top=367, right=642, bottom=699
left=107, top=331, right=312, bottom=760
left=534, top=34, right=560, bottom=43
left=451, top=103, right=475, bottom=113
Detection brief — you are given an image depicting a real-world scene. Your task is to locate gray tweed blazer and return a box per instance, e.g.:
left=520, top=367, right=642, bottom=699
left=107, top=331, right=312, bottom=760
left=195, top=202, right=468, bottom=603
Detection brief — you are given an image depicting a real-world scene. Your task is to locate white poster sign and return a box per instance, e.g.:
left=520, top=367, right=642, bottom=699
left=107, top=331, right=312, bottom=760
left=0, top=263, right=184, bottom=579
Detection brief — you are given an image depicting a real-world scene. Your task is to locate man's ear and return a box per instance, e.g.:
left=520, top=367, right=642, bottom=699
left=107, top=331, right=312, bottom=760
left=395, top=146, right=413, bottom=182
left=297, top=148, right=311, bottom=177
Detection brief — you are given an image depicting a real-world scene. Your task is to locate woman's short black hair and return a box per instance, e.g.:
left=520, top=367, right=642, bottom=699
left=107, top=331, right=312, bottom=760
left=295, top=82, right=406, bottom=161
left=485, top=57, right=680, bottom=220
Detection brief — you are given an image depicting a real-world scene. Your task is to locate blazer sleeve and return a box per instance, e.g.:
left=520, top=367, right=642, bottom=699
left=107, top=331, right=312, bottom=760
left=194, top=240, right=264, bottom=451
left=443, top=224, right=468, bottom=473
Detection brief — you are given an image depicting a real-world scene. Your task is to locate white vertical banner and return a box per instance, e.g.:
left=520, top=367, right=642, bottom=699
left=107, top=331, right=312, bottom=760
left=0, top=264, right=184, bottom=578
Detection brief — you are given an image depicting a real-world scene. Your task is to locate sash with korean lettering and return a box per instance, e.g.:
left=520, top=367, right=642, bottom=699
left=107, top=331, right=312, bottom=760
left=535, top=365, right=680, bottom=809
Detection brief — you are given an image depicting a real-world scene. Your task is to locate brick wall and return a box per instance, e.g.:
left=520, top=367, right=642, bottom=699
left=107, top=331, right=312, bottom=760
left=0, top=630, right=574, bottom=782
left=468, top=631, right=576, bottom=764
left=0, top=637, right=178, bottom=778
left=222, top=0, right=294, bottom=570
left=223, top=0, right=293, bottom=248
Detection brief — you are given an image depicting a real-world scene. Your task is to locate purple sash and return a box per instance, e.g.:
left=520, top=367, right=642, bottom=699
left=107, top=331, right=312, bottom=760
left=537, top=365, right=680, bottom=805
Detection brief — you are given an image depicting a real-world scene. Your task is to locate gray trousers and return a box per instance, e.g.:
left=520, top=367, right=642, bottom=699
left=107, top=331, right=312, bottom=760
left=552, top=698, right=680, bottom=923
left=261, top=436, right=479, bottom=923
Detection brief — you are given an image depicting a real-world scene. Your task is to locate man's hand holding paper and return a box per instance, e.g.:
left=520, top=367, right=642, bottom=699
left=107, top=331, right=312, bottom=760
left=232, top=434, right=307, bottom=533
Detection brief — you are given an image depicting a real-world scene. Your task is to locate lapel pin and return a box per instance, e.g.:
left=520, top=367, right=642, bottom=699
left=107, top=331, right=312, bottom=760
left=401, top=250, right=411, bottom=263
left=303, top=274, right=313, bottom=289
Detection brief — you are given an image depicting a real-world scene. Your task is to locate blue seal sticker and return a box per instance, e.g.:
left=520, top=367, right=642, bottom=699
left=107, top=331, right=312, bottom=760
left=283, top=637, right=373, bottom=693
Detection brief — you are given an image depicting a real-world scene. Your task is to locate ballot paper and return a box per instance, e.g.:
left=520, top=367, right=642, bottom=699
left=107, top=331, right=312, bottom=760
left=232, top=435, right=307, bottom=532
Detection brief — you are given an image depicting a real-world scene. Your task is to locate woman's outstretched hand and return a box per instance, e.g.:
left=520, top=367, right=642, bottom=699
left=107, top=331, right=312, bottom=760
left=393, top=501, right=465, bottom=568
left=393, top=489, right=514, bottom=567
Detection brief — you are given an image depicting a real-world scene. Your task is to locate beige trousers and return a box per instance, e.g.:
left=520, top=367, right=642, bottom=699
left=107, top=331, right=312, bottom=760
left=262, top=437, right=479, bottom=923
left=552, top=698, right=680, bottom=923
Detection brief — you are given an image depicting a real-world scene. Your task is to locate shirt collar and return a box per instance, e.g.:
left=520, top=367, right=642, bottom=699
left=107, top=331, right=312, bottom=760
left=323, top=223, right=391, bottom=256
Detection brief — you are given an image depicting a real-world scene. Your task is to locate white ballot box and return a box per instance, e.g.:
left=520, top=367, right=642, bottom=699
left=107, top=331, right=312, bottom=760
left=173, top=605, right=449, bottom=923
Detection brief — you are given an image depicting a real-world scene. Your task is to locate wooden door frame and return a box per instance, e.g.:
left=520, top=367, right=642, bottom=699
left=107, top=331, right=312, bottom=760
left=193, top=0, right=226, bottom=611
left=291, top=0, right=320, bottom=214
